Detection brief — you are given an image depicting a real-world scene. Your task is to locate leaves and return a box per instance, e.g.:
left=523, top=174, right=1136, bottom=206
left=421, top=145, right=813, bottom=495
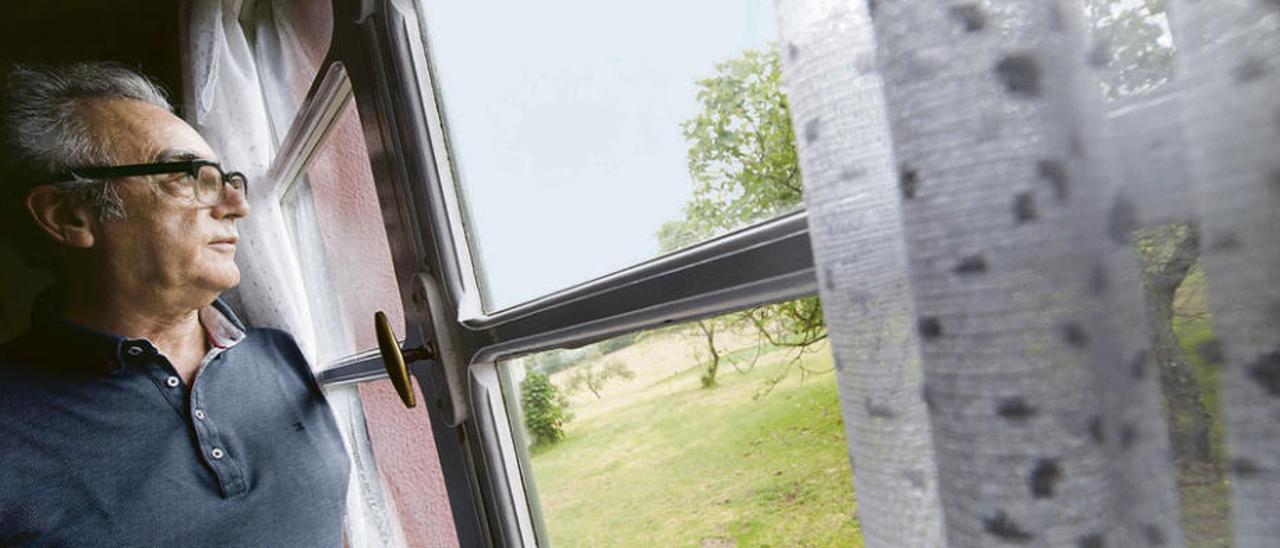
left=661, top=46, right=803, bottom=252
left=564, top=360, right=636, bottom=400
left=521, top=370, right=573, bottom=446
left=1084, top=0, right=1172, bottom=99
left=659, top=46, right=827, bottom=394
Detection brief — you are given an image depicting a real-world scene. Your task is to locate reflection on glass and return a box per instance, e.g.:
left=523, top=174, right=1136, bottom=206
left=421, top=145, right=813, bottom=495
left=417, top=0, right=801, bottom=310
left=1081, top=0, right=1174, bottom=100
left=281, top=101, right=405, bottom=365
left=253, top=0, right=334, bottom=137
left=1133, top=224, right=1234, bottom=547
left=498, top=297, right=858, bottom=546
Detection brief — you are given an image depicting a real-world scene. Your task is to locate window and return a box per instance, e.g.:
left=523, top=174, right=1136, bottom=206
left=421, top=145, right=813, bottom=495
left=306, top=0, right=1260, bottom=545
left=318, top=1, right=834, bottom=545
left=417, top=0, right=798, bottom=311
left=242, top=0, right=826, bottom=545
left=280, top=94, right=408, bottom=361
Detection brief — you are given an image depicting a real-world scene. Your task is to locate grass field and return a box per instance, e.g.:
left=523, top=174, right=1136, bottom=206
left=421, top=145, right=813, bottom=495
left=519, top=333, right=862, bottom=547
left=510, top=264, right=1233, bottom=547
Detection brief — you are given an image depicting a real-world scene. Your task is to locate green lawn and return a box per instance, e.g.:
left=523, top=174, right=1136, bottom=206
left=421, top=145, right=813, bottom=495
left=516, top=264, right=1234, bottom=547
left=527, top=339, right=861, bottom=547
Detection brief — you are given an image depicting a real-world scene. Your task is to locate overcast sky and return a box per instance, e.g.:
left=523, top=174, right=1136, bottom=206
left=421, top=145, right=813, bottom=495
left=419, top=0, right=778, bottom=310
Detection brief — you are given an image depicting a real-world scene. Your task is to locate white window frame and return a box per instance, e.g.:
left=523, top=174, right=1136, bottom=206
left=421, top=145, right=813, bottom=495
left=305, top=0, right=821, bottom=545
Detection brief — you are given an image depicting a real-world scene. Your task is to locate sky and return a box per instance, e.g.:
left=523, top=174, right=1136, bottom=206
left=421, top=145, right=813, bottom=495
left=418, top=0, right=779, bottom=310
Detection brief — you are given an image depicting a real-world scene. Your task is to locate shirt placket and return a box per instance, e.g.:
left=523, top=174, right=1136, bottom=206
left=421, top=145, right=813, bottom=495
left=119, top=339, right=246, bottom=498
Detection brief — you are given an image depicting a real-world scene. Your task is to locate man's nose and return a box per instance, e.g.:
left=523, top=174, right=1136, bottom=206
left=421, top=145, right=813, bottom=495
left=211, top=182, right=251, bottom=219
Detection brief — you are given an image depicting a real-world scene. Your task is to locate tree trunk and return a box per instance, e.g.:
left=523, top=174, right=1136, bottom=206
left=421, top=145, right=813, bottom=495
left=1139, top=225, right=1213, bottom=466
left=697, top=320, right=720, bottom=388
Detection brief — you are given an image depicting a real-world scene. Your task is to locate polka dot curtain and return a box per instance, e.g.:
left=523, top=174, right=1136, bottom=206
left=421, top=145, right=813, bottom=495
left=775, top=0, right=1278, bottom=546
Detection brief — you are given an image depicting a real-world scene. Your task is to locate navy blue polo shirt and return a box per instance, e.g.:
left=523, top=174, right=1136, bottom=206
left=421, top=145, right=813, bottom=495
left=0, top=298, right=350, bottom=547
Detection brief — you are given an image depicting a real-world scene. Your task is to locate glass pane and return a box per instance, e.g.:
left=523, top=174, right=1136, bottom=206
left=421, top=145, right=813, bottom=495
left=417, top=0, right=800, bottom=310
left=1133, top=224, right=1233, bottom=547
left=499, top=296, right=862, bottom=546
left=252, top=0, right=334, bottom=139
left=280, top=100, right=405, bottom=364
left=1081, top=0, right=1174, bottom=101
left=279, top=98, right=458, bottom=546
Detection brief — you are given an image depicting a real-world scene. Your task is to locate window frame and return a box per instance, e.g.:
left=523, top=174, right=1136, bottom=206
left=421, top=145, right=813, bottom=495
left=307, top=0, right=820, bottom=545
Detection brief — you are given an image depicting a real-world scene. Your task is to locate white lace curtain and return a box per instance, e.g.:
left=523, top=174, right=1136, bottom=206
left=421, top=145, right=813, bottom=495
left=777, top=0, right=1278, bottom=546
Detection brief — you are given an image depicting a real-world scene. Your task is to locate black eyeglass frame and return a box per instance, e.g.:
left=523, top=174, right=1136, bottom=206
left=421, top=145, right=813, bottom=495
left=47, top=160, right=249, bottom=204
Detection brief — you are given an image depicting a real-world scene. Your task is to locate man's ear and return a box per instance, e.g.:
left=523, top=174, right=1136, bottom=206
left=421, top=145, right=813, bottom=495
left=25, top=186, right=97, bottom=248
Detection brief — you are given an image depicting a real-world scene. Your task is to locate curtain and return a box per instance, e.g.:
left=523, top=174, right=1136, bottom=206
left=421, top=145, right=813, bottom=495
left=181, top=1, right=408, bottom=546
left=778, top=0, right=1276, bottom=546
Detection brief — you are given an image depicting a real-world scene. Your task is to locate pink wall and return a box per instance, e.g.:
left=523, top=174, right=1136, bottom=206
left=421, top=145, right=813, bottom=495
left=307, top=100, right=459, bottom=548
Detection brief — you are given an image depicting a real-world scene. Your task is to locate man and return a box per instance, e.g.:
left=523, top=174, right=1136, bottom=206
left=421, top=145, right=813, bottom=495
left=0, top=63, right=349, bottom=546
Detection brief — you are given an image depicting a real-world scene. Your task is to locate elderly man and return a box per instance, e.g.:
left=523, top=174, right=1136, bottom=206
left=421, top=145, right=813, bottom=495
left=0, top=63, right=349, bottom=545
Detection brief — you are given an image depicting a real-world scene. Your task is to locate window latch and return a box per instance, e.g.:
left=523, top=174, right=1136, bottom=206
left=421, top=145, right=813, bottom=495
left=374, top=310, right=435, bottom=408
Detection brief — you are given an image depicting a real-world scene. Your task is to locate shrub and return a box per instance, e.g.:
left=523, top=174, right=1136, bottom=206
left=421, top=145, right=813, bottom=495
left=520, top=370, right=573, bottom=446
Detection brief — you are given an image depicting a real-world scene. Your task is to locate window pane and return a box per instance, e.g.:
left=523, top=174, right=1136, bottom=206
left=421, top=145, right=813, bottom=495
left=252, top=0, right=334, bottom=139
left=279, top=97, right=459, bottom=546
left=1080, top=0, right=1174, bottom=101
left=417, top=0, right=800, bottom=310
left=499, top=297, right=861, bottom=546
left=281, top=100, right=405, bottom=364
left=1131, top=225, right=1233, bottom=547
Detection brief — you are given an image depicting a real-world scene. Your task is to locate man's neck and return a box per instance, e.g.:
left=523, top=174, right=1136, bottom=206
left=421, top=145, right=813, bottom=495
left=61, top=281, right=211, bottom=384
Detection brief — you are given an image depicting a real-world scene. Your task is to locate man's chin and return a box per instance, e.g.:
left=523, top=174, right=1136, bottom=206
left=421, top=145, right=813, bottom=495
left=204, top=266, right=241, bottom=295
left=219, top=268, right=241, bottom=292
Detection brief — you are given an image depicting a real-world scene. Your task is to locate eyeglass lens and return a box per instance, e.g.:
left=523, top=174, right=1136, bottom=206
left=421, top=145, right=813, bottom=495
left=195, top=165, right=247, bottom=205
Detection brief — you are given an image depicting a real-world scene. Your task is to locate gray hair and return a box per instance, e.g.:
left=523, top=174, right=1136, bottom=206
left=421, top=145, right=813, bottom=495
left=0, top=62, right=172, bottom=271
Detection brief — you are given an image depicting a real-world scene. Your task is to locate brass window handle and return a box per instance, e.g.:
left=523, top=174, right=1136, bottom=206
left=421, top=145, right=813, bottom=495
left=374, top=311, right=434, bottom=408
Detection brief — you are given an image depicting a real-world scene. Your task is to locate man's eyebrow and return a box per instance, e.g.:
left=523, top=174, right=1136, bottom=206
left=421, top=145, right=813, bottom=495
left=155, top=149, right=210, bottom=162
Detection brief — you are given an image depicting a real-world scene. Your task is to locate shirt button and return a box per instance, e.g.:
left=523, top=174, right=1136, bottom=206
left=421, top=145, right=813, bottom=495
left=127, top=346, right=143, bottom=356
left=194, top=409, right=206, bottom=420
left=211, top=448, right=225, bottom=460
left=165, top=376, right=181, bottom=388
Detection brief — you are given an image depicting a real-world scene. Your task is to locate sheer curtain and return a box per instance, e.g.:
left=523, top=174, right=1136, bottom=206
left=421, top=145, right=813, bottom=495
left=778, top=0, right=1277, bottom=546
left=181, top=1, right=408, bottom=546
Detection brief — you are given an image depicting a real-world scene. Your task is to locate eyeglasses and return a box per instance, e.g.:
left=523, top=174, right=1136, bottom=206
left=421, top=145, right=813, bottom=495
left=48, top=160, right=249, bottom=206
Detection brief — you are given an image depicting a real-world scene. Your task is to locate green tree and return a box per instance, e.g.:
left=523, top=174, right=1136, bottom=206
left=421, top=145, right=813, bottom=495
left=1135, top=224, right=1213, bottom=465
left=679, top=46, right=802, bottom=237
left=520, top=370, right=572, bottom=446
left=565, top=359, right=636, bottom=399
left=694, top=319, right=726, bottom=388
left=659, top=45, right=826, bottom=392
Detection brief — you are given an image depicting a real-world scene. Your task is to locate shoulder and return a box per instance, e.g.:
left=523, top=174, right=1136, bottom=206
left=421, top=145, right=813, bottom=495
left=233, top=327, right=323, bottom=394
left=243, top=327, right=306, bottom=357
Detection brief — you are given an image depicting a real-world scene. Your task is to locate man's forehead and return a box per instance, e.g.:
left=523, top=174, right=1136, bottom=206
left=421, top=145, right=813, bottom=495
left=78, top=97, right=218, bottom=164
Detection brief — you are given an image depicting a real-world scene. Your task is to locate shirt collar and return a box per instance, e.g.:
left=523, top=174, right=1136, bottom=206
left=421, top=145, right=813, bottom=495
left=201, top=299, right=246, bottom=350
left=13, top=288, right=246, bottom=375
